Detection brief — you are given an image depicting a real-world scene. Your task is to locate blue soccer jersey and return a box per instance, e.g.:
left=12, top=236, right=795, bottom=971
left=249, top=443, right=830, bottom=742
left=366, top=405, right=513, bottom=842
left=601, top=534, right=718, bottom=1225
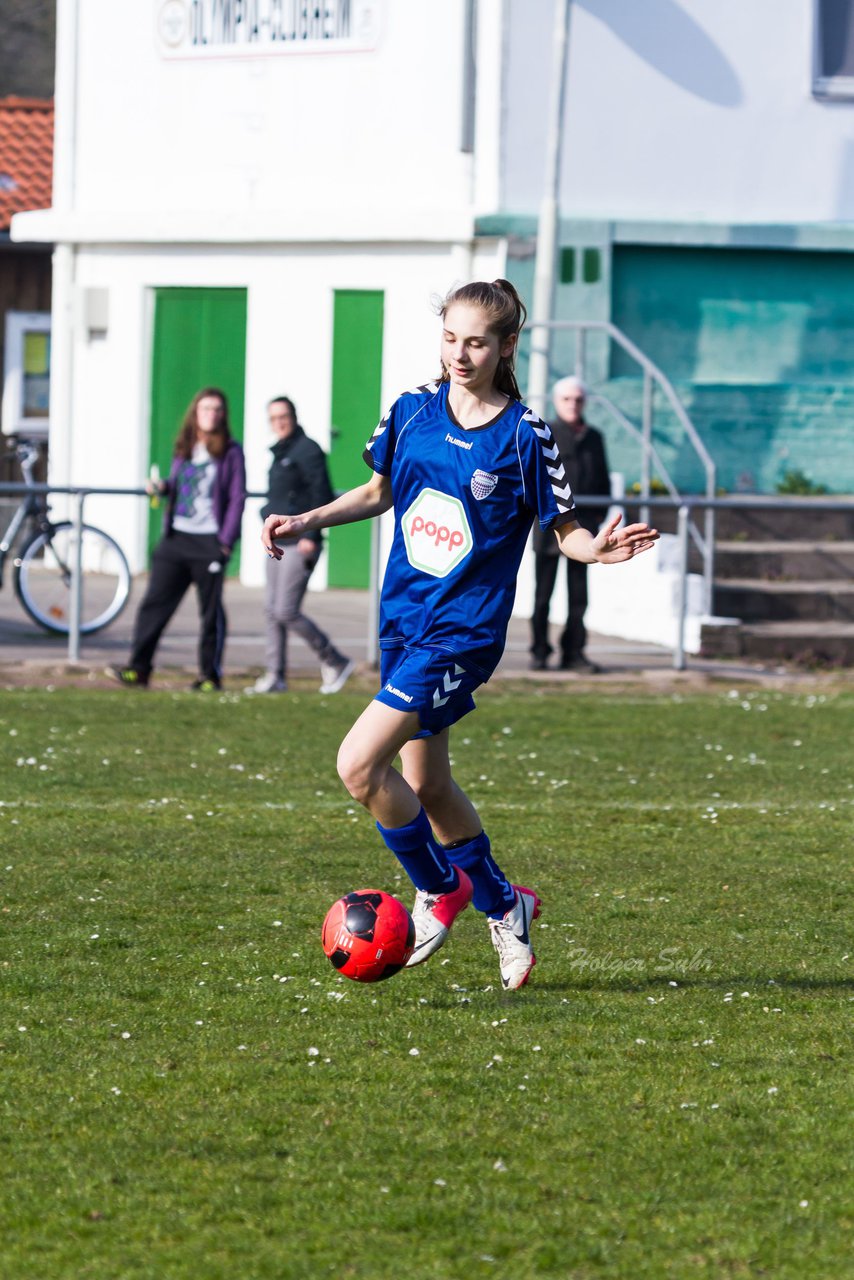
left=364, top=380, right=578, bottom=679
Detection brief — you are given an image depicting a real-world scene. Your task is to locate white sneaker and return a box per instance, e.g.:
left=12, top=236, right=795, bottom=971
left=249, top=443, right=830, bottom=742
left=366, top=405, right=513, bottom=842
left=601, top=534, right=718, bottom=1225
left=488, top=886, right=542, bottom=990
left=319, top=657, right=354, bottom=694
left=405, top=867, right=474, bottom=967
left=245, top=673, right=287, bottom=694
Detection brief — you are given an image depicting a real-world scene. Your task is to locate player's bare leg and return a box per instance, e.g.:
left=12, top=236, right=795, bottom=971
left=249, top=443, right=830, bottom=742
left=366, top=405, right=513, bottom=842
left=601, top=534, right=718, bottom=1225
left=336, top=699, right=423, bottom=827
left=399, top=729, right=481, bottom=845
left=337, top=702, right=472, bottom=964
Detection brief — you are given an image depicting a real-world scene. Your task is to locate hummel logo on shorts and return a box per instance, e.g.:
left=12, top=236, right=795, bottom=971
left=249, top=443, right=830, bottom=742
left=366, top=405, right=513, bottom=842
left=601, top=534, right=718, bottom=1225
left=384, top=683, right=413, bottom=704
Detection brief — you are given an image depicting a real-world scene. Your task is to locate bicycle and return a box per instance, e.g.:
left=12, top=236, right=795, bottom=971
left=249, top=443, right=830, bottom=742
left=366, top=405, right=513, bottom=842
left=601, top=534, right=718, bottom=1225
left=0, top=437, right=131, bottom=635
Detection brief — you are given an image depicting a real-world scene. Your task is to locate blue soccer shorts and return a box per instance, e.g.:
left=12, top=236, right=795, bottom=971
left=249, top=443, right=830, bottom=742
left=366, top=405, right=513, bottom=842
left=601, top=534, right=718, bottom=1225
left=375, top=646, right=481, bottom=737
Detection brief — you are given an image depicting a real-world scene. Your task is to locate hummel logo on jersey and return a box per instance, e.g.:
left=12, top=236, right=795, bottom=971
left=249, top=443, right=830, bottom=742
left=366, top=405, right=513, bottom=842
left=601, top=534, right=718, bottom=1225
left=470, top=469, right=498, bottom=500
left=433, top=665, right=465, bottom=708
left=445, top=433, right=473, bottom=450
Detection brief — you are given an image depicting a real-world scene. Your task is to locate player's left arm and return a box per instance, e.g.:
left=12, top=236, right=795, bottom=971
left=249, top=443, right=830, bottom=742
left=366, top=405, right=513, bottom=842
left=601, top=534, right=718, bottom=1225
left=556, top=513, right=659, bottom=565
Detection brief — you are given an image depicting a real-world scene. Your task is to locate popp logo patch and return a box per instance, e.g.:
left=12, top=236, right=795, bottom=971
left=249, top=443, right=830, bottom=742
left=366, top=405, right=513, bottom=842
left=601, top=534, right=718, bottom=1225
left=402, top=488, right=473, bottom=578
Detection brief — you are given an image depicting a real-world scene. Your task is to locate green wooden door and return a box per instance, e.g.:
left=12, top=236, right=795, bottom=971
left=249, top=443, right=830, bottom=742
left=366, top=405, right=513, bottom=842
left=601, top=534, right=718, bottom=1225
left=148, top=288, right=247, bottom=570
left=328, top=289, right=384, bottom=587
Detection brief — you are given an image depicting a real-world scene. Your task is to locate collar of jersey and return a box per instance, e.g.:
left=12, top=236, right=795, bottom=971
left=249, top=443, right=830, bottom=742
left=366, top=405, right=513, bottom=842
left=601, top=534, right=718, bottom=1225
left=445, top=394, right=513, bottom=433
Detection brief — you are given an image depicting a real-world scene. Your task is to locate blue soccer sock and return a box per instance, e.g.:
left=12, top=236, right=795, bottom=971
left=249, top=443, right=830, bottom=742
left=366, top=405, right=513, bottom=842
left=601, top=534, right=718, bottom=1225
left=444, top=830, right=515, bottom=918
left=376, top=808, right=458, bottom=895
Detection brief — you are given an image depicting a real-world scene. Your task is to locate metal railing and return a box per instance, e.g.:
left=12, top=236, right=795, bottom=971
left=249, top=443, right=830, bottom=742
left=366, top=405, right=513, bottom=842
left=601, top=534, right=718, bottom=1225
left=528, top=319, right=718, bottom=611
left=3, top=482, right=852, bottom=675
left=0, top=480, right=261, bottom=663
left=0, top=480, right=135, bottom=662
left=591, top=492, right=854, bottom=670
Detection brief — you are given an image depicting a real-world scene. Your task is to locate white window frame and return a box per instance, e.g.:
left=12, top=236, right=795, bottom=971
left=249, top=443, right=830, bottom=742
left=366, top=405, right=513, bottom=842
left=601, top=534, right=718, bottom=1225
left=2, top=311, right=51, bottom=438
left=813, top=0, right=854, bottom=100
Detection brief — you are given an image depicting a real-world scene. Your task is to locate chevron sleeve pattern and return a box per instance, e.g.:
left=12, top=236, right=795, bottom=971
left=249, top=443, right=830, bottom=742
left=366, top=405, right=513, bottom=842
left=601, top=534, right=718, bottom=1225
left=519, top=410, right=579, bottom=530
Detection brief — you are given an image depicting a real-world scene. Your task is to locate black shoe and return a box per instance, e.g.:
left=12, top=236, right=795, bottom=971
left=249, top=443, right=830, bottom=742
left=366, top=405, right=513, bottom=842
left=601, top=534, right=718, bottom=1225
left=105, top=665, right=149, bottom=688
left=560, top=654, right=602, bottom=674
left=191, top=678, right=222, bottom=692
left=529, top=655, right=549, bottom=671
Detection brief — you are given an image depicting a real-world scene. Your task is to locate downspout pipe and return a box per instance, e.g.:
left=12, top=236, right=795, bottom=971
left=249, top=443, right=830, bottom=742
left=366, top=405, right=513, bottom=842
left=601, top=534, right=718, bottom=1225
left=527, top=0, right=572, bottom=420
left=49, top=0, right=81, bottom=494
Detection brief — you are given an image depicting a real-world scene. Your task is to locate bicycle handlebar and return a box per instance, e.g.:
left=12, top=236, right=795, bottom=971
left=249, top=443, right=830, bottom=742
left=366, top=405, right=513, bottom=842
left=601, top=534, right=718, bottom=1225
left=2, top=438, right=41, bottom=477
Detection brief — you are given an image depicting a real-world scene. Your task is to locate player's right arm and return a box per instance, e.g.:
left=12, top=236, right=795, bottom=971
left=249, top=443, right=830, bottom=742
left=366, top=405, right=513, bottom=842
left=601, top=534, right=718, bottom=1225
left=261, top=471, right=393, bottom=559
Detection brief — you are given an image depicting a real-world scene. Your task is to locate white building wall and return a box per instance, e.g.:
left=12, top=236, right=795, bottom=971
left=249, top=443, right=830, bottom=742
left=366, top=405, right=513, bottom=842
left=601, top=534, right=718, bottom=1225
left=65, top=237, right=505, bottom=585
left=61, top=0, right=853, bottom=234
left=29, top=0, right=832, bottom=646
left=71, top=0, right=475, bottom=220
left=504, top=0, right=854, bottom=225
left=13, top=0, right=511, bottom=588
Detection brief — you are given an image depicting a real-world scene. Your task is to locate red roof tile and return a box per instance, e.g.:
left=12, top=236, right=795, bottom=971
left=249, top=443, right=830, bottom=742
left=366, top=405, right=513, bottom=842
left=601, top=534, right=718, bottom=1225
left=0, top=97, right=54, bottom=232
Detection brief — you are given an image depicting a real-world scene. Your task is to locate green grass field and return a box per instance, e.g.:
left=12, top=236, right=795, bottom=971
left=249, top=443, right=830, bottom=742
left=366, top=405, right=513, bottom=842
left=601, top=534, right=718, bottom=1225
left=1, top=681, right=851, bottom=1279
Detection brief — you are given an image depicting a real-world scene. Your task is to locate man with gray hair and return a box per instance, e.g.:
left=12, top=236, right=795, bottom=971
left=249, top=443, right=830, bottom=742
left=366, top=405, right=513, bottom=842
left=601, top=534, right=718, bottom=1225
left=530, top=375, right=611, bottom=672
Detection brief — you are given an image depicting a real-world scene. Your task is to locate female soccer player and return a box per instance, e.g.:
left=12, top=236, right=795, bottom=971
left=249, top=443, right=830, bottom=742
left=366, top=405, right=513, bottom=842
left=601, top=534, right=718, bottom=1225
left=262, top=280, right=658, bottom=988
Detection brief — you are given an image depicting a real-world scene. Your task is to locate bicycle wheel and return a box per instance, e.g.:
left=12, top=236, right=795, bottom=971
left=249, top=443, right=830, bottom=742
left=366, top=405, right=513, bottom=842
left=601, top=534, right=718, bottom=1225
left=15, top=521, right=132, bottom=635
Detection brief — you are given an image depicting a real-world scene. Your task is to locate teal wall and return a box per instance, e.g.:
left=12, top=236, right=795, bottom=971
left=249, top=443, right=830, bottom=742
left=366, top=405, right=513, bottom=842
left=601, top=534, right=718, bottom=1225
left=592, top=379, right=853, bottom=496
left=605, top=246, right=854, bottom=491
left=503, top=233, right=854, bottom=494
left=511, top=222, right=613, bottom=396
left=611, top=246, right=854, bottom=383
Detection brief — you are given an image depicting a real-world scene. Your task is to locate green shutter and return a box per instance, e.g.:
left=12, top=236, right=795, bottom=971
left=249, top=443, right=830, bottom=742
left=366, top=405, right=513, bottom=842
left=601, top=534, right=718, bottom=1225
left=328, top=290, right=385, bottom=587
left=148, top=288, right=247, bottom=572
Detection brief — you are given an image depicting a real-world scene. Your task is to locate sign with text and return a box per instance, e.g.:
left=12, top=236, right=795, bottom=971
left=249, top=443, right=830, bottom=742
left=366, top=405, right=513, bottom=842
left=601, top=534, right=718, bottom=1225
left=157, top=0, right=381, bottom=58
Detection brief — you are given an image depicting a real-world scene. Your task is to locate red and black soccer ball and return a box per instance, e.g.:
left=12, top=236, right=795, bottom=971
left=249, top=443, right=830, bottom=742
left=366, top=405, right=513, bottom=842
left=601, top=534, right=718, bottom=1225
left=321, top=889, right=415, bottom=983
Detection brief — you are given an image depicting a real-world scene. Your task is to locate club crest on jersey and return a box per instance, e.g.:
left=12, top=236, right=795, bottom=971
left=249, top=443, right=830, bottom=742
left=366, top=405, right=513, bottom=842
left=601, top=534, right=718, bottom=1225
left=402, top=488, right=473, bottom=578
left=470, top=469, right=498, bottom=501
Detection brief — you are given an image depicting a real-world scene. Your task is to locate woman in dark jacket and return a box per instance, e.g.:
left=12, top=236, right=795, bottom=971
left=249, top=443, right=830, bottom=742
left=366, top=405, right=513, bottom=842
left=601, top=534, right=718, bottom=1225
left=109, top=387, right=247, bottom=690
left=247, top=396, right=352, bottom=694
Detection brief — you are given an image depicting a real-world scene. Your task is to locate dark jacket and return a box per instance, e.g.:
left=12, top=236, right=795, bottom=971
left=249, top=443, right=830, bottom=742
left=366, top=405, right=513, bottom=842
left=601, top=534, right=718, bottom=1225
left=163, top=439, right=247, bottom=551
left=533, top=418, right=610, bottom=555
left=260, top=426, right=335, bottom=547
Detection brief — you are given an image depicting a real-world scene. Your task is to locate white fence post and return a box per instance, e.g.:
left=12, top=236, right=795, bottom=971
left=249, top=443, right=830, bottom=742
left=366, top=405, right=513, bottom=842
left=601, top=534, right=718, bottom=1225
left=68, top=491, right=86, bottom=663
left=673, top=503, right=690, bottom=671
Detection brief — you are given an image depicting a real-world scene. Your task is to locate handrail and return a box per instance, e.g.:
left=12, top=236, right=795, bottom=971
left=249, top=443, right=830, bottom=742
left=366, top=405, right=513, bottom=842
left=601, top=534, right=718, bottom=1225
left=585, top=392, right=707, bottom=565
left=571, top=320, right=716, bottom=483
left=574, top=492, right=854, bottom=671
left=4, top=482, right=851, bottom=674
left=529, top=318, right=717, bottom=612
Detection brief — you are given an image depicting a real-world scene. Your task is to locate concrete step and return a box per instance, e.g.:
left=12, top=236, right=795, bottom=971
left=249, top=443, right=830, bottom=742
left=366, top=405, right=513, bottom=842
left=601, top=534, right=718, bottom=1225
left=701, top=619, right=854, bottom=666
left=714, top=579, right=854, bottom=622
left=711, top=503, right=854, bottom=542
left=714, top=540, right=854, bottom=580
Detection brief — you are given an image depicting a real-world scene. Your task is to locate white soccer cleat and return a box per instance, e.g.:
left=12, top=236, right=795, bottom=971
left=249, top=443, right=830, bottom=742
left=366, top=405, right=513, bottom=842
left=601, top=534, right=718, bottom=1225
left=488, top=885, right=542, bottom=990
left=404, top=867, right=474, bottom=967
left=319, top=657, right=354, bottom=694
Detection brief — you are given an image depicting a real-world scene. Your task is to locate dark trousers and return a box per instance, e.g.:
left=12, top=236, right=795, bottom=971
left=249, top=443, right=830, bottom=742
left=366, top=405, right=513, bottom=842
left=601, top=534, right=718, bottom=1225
left=531, top=553, right=589, bottom=663
left=130, top=532, right=226, bottom=681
